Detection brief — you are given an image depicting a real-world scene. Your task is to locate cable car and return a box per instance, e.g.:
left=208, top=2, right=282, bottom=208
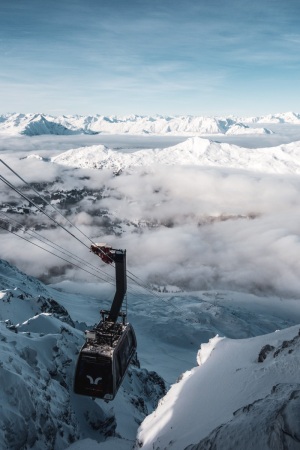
left=74, top=245, right=137, bottom=401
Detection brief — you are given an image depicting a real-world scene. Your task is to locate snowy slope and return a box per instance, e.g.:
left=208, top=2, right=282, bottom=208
left=0, top=113, right=272, bottom=136
left=2, top=254, right=300, bottom=450
left=0, top=259, right=166, bottom=450
left=136, top=326, right=300, bottom=450
left=2, top=252, right=300, bottom=450
left=51, top=137, right=300, bottom=174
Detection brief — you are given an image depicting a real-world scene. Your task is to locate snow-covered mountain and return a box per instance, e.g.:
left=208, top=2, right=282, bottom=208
left=1, top=111, right=300, bottom=137
left=51, top=136, right=300, bottom=174
left=0, top=259, right=166, bottom=450
left=0, top=113, right=272, bottom=136
left=0, top=113, right=88, bottom=136
left=56, top=115, right=271, bottom=136
left=2, top=257, right=300, bottom=450
left=136, top=326, right=300, bottom=450
left=243, top=111, right=300, bottom=124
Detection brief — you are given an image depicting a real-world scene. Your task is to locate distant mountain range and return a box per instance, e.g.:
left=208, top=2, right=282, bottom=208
left=243, top=111, right=300, bottom=124
left=2, top=112, right=297, bottom=136
left=50, top=136, right=300, bottom=175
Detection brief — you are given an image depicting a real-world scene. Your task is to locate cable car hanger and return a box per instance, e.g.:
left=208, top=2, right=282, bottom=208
left=74, top=244, right=137, bottom=401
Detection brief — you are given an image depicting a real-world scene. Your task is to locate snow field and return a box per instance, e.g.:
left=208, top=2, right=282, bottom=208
left=136, top=326, right=300, bottom=450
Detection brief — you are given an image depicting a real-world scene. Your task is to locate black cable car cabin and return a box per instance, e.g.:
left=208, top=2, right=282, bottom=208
left=74, top=245, right=137, bottom=401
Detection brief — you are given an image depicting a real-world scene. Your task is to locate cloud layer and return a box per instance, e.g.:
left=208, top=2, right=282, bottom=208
left=95, top=165, right=300, bottom=297
left=1, top=134, right=300, bottom=299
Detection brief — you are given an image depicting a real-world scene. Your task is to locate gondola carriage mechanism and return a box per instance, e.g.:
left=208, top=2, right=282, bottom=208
left=74, top=244, right=137, bottom=401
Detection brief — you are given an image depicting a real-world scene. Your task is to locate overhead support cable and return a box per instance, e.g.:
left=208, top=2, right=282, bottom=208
left=0, top=213, right=143, bottom=297
left=0, top=215, right=189, bottom=316
left=0, top=212, right=116, bottom=284
left=0, top=221, right=115, bottom=285
left=0, top=159, right=115, bottom=265
left=0, top=158, right=95, bottom=245
left=0, top=160, right=166, bottom=301
left=0, top=173, right=91, bottom=250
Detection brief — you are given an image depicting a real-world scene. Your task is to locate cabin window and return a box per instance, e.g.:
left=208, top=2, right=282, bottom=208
left=127, top=330, right=134, bottom=349
left=119, top=341, right=128, bottom=375
left=115, top=353, right=122, bottom=385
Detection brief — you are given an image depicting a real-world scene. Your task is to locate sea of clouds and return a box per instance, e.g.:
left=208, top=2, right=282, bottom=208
left=1, top=132, right=300, bottom=299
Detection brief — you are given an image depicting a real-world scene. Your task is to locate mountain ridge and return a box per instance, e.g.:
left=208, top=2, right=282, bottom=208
left=51, top=136, right=300, bottom=175
left=136, top=327, right=300, bottom=450
left=0, top=112, right=278, bottom=136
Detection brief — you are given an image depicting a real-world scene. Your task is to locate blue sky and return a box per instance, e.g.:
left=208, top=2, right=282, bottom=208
left=1, top=0, right=300, bottom=116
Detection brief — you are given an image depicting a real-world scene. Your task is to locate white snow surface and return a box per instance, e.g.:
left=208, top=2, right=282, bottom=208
left=136, top=326, right=300, bottom=450
left=51, top=136, right=300, bottom=174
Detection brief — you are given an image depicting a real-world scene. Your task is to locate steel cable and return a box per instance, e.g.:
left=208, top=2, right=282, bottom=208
left=0, top=221, right=116, bottom=285
left=0, top=162, right=166, bottom=301
left=0, top=212, right=116, bottom=283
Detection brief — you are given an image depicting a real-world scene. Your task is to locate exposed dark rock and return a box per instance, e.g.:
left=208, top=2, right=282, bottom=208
left=37, top=296, right=75, bottom=327
left=258, top=344, right=275, bottom=362
left=273, top=331, right=300, bottom=358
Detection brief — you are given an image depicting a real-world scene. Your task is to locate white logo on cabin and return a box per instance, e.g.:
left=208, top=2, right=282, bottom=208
left=86, top=375, right=102, bottom=385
